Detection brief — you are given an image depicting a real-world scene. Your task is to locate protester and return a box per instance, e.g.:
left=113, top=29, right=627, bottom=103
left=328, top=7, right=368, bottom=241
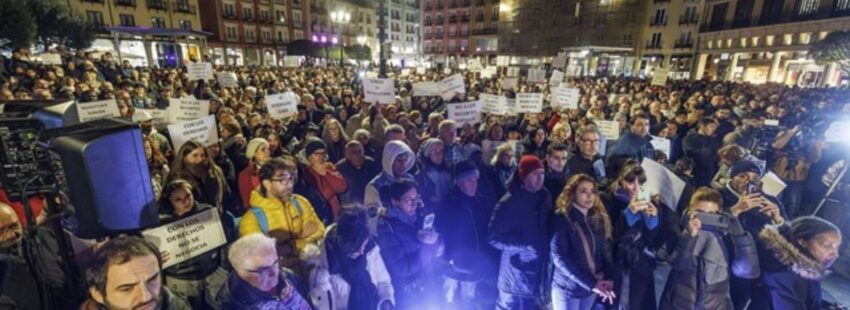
left=168, top=140, right=226, bottom=210
left=301, top=137, right=348, bottom=220
left=567, top=126, right=606, bottom=182
left=335, top=140, right=382, bottom=205
left=606, top=113, right=655, bottom=176
left=544, top=142, right=571, bottom=201
left=415, top=138, right=453, bottom=213
left=238, top=138, right=270, bottom=209
left=683, top=117, right=721, bottom=187
left=364, top=140, right=415, bottom=217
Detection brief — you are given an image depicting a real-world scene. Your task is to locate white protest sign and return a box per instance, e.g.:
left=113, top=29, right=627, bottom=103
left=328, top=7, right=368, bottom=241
left=167, top=115, right=218, bottom=150
left=412, top=82, right=442, bottom=97
left=134, top=108, right=170, bottom=125
left=515, top=93, right=543, bottom=113
left=527, top=68, right=546, bottom=84
left=596, top=120, right=621, bottom=140
left=482, top=139, right=506, bottom=163
left=502, top=77, right=518, bottom=90
left=825, top=121, right=850, bottom=143
left=481, top=66, right=497, bottom=79
left=284, top=56, right=301, bottom=68
left=468, top=59, right=484, bottom=72
left=76, top=99, right=121, bottom=123
left=650, top=135, right=671, bottom=158
left=496, top=56, right=510, bottom=67
left=447, top=101, right=482, bottom=126
left=142, top=208, right=227, bottom=269
left=651, top=68, right=669, bottom=86
left=39, top=53, right=63, bottom=65
left=439, top=74, right=466, bottom=100
left=168, top=97, right=210, bottom=124
left=187, top=62, right=214, bottom=81
left=266, top=92, right=298, bottom=119
left=417, top=67, right=426, bottom=74
left=762, top=171, right=788, bottom=197
left=363, top=78, right=396, bottom=104
left=216, top=72, right=238, bottom=88
left=553, top=53, right=567, bottom=68
left=365, top=71, right=379, bottom=79
left=480, top=93, right=507, bottom=115
left=551, top=86, right=580, bottom=110
left=443, top=67, right=452, bottom=75
left=505, top=98, right=516, bottom=116
left=401, top=68, right=411, bottom=76
left=549, top=70, right=565, bottom=86
left=507, top=67, right=520, bottom=77
left=641, top=158, right=687, bottom=211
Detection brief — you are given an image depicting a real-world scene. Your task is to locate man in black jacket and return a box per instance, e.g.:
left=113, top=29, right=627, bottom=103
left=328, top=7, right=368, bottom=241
left=544, top=143, right=571, bottom=201
left=336, top=141, right=382, bottom=205
left=568, top=126, right=606, bottom=182
left=683, top=117, right=720, bottom=187
left=489, top=155, right=553, bottom=309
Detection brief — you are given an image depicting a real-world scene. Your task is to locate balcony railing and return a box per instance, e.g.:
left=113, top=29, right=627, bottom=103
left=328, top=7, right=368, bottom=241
left=447, top=46, right=457, bottom=52
left=674, top=39, right=693, bottom=48
left=448, top=32, right=456, bottom=38
left=425, top=5, right=432, bottom=10
left=471, top=27, right=497, bottom=35
left=649, top=18, right=667, bottom=26
left=436, top=3, right=444, bottom=9
left=147, top=0, right=168, bottom=10
left=172, top=2, right=196, bottom=14
left=424, top=19, right=432, bottom=26
left=260, top=17, right=274, bottom=24
left=436, top=17, right=444, bottom=23
left=114, top=0, right=135, bottom=7
left=242, top=14, right=254, bottom=21
left=223, top=12, right=238, bottom=20
left=461, top=0, right=470, bottom=6
left=645, top=40, right=662, bottom=49
left=459, top=30, right=469, bottom=37
left=477, top=0, right=483, bottom=5
left=82, top=0, right=104, bottom=3
left=679, top=16, right=697, bottom=25
left=476, top=15, right=484, bottom=22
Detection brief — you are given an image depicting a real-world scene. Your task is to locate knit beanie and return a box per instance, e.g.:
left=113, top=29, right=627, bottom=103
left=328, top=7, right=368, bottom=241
left=518, top=155, right=544, bottom=181
left=454, top=160, right=480, bottom=182
left=246, top=138, right=270, bottom=159
left=731, top=159, right=763, bottom=177
left=418, top=138, right=444, bottom=159
left=304, top=137, right=327, bottom=157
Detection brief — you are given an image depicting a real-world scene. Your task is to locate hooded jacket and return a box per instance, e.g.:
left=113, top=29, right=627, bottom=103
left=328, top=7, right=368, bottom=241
left=758, top=225, right=827, bottom=310
left=415, top=139, right=453, bottom=213
left=364, top=141, right=415, bottom=231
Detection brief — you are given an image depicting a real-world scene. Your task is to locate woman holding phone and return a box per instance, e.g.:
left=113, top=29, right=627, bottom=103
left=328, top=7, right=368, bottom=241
left=551, top=174, right=617, bottom=309
left=659, top=187, right=760, bottom=310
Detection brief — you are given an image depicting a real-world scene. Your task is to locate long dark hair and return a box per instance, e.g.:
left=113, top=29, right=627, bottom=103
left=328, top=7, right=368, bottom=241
left=158, top=179, right=195, bottom=215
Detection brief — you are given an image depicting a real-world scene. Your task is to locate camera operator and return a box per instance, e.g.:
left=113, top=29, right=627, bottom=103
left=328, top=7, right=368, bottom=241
left=769, top=123, right=824, bottom=219
left=723, top=112, right=763, bottom=152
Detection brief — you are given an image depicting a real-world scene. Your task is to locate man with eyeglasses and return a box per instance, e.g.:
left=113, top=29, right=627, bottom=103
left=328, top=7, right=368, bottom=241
left=568, top=126, right=607, bottom=182
left=216, top=234, right=312, bottom=309
left=239, top=157, right=326, bottom=272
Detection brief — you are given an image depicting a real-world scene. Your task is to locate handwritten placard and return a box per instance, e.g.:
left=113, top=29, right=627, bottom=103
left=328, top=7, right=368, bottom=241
left=412, top=82, right=442, bottom=97
left=480, top=93, right=507, bottom=115
left=142, top=208, right=227, bottom=269
left=502, top=77, right=518, bottom=90
left=515, top=93, right=544, bottom=113
left=527, top=69, right=546, bottom=84
left=439, top=73, right=466, bottom=100
left=216, top=72, right=238, bottom=88
left=284, top=56, right=301, bottom=68
left=549, top=70, right=565, bottom=86
left=553, top=53, right=567, bottom=68
left=447, top=101, right=482, bottom=126
left=651, top=68, right=669, bottom=86
left=596, top=120, right=621, bottom=140
left=551, top=86, right=580, bottom=110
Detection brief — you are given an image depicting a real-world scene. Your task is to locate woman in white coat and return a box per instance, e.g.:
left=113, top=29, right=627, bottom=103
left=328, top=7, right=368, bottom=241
left=304, top=206, right=395, bottom=310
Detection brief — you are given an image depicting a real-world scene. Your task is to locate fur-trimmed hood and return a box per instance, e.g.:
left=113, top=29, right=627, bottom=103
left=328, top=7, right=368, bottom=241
left=759, top=225, right=826, bottom=280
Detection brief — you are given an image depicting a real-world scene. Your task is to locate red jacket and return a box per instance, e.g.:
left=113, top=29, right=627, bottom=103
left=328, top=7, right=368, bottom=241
left=303, top=163, right=348, bottom=220
left=0, top=188, right=44, bottom=227
left=237, top=162, right=261, bottom=209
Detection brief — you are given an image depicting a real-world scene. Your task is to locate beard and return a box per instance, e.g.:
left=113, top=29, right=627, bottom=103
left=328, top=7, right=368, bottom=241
left=102, top=293, right=161, bottom=310
left=0, top=238, right=24, bottom=264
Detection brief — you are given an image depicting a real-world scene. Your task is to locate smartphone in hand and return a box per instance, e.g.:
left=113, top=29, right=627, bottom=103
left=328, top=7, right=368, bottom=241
left=695, top=212, right=729, bottom=231
left=422, top=213, right=435, bottom=231
left=746, top=181, right=762, bottom=196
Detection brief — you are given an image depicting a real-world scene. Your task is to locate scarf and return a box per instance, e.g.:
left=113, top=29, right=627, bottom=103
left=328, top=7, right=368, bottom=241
left=326, top=237, right=378, bottom=309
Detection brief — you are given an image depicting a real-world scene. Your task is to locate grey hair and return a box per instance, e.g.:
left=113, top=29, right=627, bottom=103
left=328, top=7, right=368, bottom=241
left=490, top=142, right=516, bottom=166
left=353, top=129, right=371, bottom=140
left=228, top=234, right=277, bottom=271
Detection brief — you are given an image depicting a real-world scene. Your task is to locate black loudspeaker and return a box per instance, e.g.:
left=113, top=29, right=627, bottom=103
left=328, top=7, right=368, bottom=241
left=43, top=118, right=159, bottom=238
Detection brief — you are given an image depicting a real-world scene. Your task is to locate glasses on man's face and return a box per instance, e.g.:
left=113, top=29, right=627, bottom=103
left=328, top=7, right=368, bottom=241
left=401, top=195, right=423, bottom=206
left=581, top=139, right=600, bottom=145
left=270, top=174, right=296, bottom=184
left=247, top=258, right=280, bottom=275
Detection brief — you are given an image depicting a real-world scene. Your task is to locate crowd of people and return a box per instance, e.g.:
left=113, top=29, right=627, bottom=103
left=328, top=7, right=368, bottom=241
left=1, top=46, right=850, bottom=310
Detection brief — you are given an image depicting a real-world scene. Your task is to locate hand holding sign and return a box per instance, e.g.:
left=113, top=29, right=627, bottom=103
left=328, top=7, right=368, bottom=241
left=447, top=101, right=482, bottom=126
left=187, top=62, right=214, bottom=81
left=266, top=92, right=298, bottom=119
left=363, top=78, right=396, bottom=104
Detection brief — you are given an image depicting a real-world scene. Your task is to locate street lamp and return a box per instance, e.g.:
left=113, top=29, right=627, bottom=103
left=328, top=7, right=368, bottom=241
left=331, top=10, right=351, bottom=67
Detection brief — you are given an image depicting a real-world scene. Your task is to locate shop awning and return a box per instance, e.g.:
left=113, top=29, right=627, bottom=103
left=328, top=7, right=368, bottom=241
left=105, top=26, right=213, bottom=38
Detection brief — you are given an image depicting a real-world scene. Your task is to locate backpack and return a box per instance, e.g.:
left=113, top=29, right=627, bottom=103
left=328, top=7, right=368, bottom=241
left=240, top=196, right=304, bottom=235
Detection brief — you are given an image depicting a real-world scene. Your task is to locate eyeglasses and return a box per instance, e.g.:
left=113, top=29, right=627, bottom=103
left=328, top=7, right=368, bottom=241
left=247, top=258, right=280, bottom=275
left=581, top=139, right=600, bottom=144
left=400, top=195, right=423, bottom=206
left=270, top=174, right=296, bottom=184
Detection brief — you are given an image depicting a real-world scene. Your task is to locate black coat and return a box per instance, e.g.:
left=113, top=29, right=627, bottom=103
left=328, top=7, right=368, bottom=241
left=335, top=157, right=381, bottom=205
left=759, top=225, right=826, bottom=310
left=550, top=206, right=614, bottom=299
left=544, top=165, right=571, bottom=202
left=375, top=212, right=439, bottom=298
left=566, top=150, right=605, bottom=181
left=488, top=180, right=553, bottom=297
left=435, top=189, right=498, bottom=282
left=682, top=132, right=720, bottom=187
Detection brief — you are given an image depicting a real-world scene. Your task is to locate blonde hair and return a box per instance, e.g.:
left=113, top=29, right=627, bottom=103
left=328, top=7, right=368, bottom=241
left=490, top=142, right=516, bottom=166
left=686, top=187, right=724, bottom=217
left=556, top=174, right=613, bottom=239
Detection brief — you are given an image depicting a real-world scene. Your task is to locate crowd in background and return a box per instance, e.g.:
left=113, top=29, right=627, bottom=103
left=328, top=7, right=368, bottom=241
left=0, top=46, right=850, bottom=310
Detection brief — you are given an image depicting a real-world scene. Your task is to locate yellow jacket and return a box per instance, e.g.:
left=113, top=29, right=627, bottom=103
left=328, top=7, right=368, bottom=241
left=239, top=190, right=326, bottom=255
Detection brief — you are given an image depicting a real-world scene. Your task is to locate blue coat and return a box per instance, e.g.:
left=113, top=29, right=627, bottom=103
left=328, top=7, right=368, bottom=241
left=759, top=224, right=826, bottom=310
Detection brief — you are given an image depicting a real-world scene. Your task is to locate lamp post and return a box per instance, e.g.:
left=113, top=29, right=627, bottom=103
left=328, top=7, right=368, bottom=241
left=331, top=10, right=351, bottom=67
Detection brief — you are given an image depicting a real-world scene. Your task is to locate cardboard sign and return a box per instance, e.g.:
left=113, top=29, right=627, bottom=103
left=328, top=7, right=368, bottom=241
left=284, top=56, right=301, bottom=68
left=134, top=108, right=170, bottom=125
left=553, top=53, right=567, bottom=68
left=527, top=69, right=546, bottom=84
left=216, top=72, right=238, bottom=88
left=439, top=74, right=466, bottom=100
left=468, top=59, right=484, bottom=72
left=515, top=93, right=543, bottom=113
left=496, top=56, right=510, bottom=67
left=480, top=93, right=507, bottom=115
left=502, top=77, right=518, bottom=90
left=142, top=208, right=227, bottom=269
left=363, top=78, right=396, bottom=104
left=641, top=158, right=687, bottom=211
left=39, top=53, right=63, bottom=65
left=76, top=99, right=121, bottom=123
left=596, top=120, right=621, bottom=140
left=187, top=62, right=214, bottom=81
left=167, top=115, right=218, bottom=150
left=412, top=82, right=442, bottom=97
left=551, top=86, right=580, bottom=110
left=447, top=101, right=482, bottom=126
left=481, top=66, right=497, bottom=79
left=650, top=135, right=671, bottom=158
left=168, top=97, right=210, bottom=124
left=651, top=68, right=669, bottom=86
left=506, top=67, right=520, bottom=77
left=266, top=92, right=298, bottom=119
left=549, top=70, right=565, bottom=86
left=762, top=171, right=788, bottom=197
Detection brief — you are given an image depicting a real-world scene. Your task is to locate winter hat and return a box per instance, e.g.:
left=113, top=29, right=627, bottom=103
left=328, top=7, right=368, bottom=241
left=731, top=159, right=763, bottom=177
left=454, top=160, right=480, bottom=182
left=518, top=155, right=544, bottom=181
left=246, top=138, right=269, bottom=160
left=304, top=137, right=327, bottom=157
left=418, top=138, right=444, bottom=159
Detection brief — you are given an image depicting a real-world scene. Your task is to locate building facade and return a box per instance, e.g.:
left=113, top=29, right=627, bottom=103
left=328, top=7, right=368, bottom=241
left=420, top=0, right=500, bottom=67
left=199, top=0, right=306, bottom=66
left=66, top=0, right=206, bottom=67
left=635, top=0, right=704, bottom=79
left=307, top=0, right=377, bottom=63
left=696, top=0, right=850, bottom=86
left=376, top=0, right=420, bottom=67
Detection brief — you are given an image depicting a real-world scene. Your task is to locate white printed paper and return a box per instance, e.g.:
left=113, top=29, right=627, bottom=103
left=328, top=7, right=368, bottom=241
left=596, top=120, right=621, bottom=140
left=549, top=70, right=565, bottom=86
left=762, top=172, right=787, bottom=197
left=412, top=82, right=442, bottom=97
left=134, top=108, right=169, bottom=125
left=496, top=56, right=510, bottom=67
left=468, top=59, right=484, bottom=72
left=641, top=158, right=687, bottom=211
left=401, top=68, right=411, bottom=76
left=515, top=93, right=543, bottom=113
left=363, top=78, right=396, bottom=104
left=480, top=93, right=507, bottom=115
left=553, top=53, right=567, bottom=68
left=502, top=77, right=518, bottom=90
left=187, top=62, right=214, bottom=81
left=417, top=67, right=426, bottom=74
left=507, top=67, right=520, bottom=77
left=443, top=67, right=452, bottom=75
left=439, top=74, right=466, bottom=100
left=76, top=99, right=121, bottom=123
left=266, top=92, right=298, bottom=119
left=39, top=53, right=63, bottom=65
left=142, top=208, right=227, bottom=269
left=447, top=101, right=482, bottom=126
left=168, top=97, right=210, bottom=124
left=216, top=72, right=238, bottom=88
left=650, top=136, right=671, bottom=158
left=825, top=121, right=850, bottom=143
left=481, top=66, right=497, bottom=79
left=527, top=69, right=546, bottom=84
left=551, top=86, right=580, bottom=110
left=167, top=115, right=219, bottom=150
left=284, top=56, right=301, bottom=68
left=651, top=68, right=669, bottom=86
